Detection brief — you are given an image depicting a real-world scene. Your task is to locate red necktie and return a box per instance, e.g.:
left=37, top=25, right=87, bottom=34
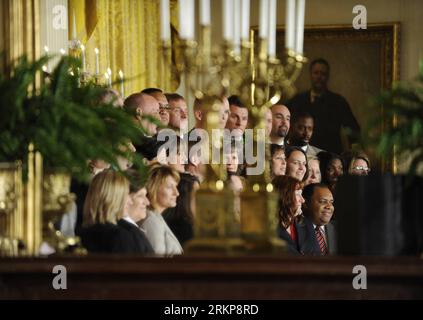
left=315, top=226, right=328, bottom=255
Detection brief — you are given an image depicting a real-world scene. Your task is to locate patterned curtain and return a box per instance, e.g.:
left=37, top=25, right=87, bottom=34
left=69, top=0, right=180, bottom=97
left=0, top=0, right=41, bottom=74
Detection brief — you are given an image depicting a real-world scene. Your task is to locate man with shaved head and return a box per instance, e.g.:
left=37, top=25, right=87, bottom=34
left=270, top=103, right=291, bottom=146
left=124, top=93, right=161, bottom=136
left=141, top=88, right=170, bottom=127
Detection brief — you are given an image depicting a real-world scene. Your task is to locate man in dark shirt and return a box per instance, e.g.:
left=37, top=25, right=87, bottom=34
left=287, top=58, right=360, bottom=154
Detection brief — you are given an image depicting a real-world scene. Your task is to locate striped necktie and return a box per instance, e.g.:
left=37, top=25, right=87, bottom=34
left=315, top=226, right=328, bottom=255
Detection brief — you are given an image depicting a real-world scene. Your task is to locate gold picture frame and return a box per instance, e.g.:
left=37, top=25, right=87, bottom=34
left=253, top=23, right=401, bottom=171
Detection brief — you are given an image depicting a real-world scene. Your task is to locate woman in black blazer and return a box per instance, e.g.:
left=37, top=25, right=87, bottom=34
left=79, top=169, right=149, bottom=254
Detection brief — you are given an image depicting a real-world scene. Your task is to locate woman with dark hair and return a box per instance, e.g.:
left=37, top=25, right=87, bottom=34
left=159, top=136, right=200, bottom=245
left=317, top=151, right=344, bottom=193
left=285, top=146, right=308, bottom=182
left=119, top=169, right=154, bottom=254
left=272, top=175, right=321, bottom=255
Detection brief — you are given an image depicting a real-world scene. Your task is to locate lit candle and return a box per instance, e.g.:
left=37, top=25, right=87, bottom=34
left=295, top=0, right=306, bottom=54
left=233, top=0, right=241, bottom=55
left=160, top=0, right=170, bottom=41
left=179, top=0, right=195, bottom=40
left=223, top=0, right=234, bottom=42
left=94, top=48, right=100, bottom=75
left=118, top=70, right=124, bottom=98
left=104, top=72, right=110, bottom=87
left=200, top=0, right=210, bottom=26
left=106, top=68, right=112, bottom=87
left=80, top=44, right=86, bottom=72
left=259, top=0, right=269, bottom=39
left=285, top=0, right=296, bottom=50
left=268, top=0, right=277, bottom=58
left=72, top=10, right=77, bottom=40
left=43, top=46, right=49, bottom=72
left=240, top=0, right=250, bottom=41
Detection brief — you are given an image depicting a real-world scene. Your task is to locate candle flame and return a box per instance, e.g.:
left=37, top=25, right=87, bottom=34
left=104, top=72, right=110, bottom=79
left=60, top=48, right=66, bottom=55
left=118, top=70, right=124, bottom=78
left=94, top=48, right=99, bottom=54
left=107, top=68, right=112, bottom=75
left=44, top=46, right=49, bottom=53
left=42, top=65, right=48, bottom=72
left=80, top=44, right=85, bottom=51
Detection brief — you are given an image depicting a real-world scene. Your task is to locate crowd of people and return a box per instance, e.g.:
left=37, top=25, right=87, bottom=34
left=66, top=58, right=371, bottom=257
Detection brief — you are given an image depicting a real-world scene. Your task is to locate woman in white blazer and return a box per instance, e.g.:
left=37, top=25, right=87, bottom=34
left=141, top=164, right=183, bottom=256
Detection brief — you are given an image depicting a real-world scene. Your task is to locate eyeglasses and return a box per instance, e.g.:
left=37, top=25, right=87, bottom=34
left=159, top=103, right=170, bottom=111
left=352, top=166, right=370, bottom=173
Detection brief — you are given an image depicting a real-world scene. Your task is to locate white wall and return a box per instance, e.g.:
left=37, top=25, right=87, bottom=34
left=40, top=0, right=69, bottom=70
left=209, top=0, right=423, bottom=81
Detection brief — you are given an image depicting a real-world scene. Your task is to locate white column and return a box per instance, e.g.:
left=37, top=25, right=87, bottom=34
left=179, top=0, right=195, bottom=40
left=285, top=0, right=296, bottom=50
left=233, top=0, right=241, bottom=54
left=295, top=0, right=306, bottom=54
left=223, top=0, right=234, bottom=42
left=268, top=0, right=277, bottom=58
left=240, top=0, right=250, bottom=41
left=160, top=0, right=171, bottom=41
left=259, top=0, right=269, bottom=39
left=200, top=0, right=210, bottom=26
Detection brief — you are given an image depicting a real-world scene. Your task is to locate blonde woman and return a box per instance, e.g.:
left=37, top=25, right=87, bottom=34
left=141, top=165, right=183, bottom=255
left=80, top=169, right=144, bottom=253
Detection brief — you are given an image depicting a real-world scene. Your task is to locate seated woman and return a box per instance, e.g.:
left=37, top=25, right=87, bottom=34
left=163, top=172, right=198, bottom=245
left=304, top=156, right=322, bottom=186
left=342, top=150, right=371, bottom=176
left=224, top=145, right=246, bottom=225
left=160, top=137, right=199, bottom=245
left=273, top=175, right=320, bottom=255
left=141, top=165, right=183, bottom=256
left=270, top=144, right=287, bottom=178
left=80, top=169, right=147, bottom=253
left=285, top=146, right=308, bottom=182
left=118, top=169, right=154, bottom=254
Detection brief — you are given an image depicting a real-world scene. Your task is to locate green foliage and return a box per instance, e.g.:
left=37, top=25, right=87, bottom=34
left=0, top=54, right=146, bottom=181
left=363, top=58, right=423, bottom=176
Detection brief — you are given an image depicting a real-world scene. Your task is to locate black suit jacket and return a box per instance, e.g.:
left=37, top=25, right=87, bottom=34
left=303, top=216, right=338, bottom=255
left=80, top=222, right=152, bottom=254
left=277, top=217, right=321, bottom=255
left=325, top=221, right=337, bottom=255
left=117, top=219, right=154, bottom=254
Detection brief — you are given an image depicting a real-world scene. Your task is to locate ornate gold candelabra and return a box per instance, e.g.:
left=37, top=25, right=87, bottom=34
left=163, top=23, right=306, bottom=253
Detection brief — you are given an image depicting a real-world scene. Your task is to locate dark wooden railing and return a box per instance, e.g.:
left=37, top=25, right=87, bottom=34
left=1, top=254, right=422, bottom=299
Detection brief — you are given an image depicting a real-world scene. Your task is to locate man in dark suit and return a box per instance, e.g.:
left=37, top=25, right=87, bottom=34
left=302, top=183, right=337, bottom=255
